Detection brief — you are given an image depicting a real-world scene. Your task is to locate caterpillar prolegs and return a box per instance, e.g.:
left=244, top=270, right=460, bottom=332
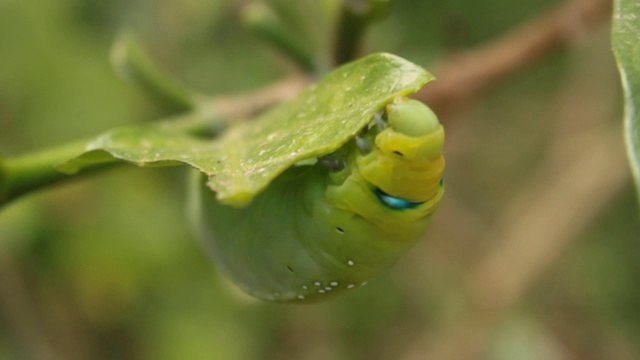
left=191, top=97, right=445, bottom=303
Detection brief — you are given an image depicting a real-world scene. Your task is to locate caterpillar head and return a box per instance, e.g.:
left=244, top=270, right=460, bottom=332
left=326, top=97, right=445, bottom=237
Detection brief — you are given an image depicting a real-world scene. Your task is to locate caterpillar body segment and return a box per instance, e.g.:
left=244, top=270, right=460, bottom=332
left=192, top=97, right=445, bottom=302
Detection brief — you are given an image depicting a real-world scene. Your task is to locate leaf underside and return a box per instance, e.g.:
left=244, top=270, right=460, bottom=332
left=612, top=0, right=640, bottom=201
left=58, top=53, right=433, bottom=206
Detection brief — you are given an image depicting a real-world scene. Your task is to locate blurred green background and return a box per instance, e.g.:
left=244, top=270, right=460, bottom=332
left=1, top=0, right=638, bottom=359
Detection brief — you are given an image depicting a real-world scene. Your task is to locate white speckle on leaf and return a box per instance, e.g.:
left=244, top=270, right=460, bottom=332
left=347, top=260, right=355, bottom=266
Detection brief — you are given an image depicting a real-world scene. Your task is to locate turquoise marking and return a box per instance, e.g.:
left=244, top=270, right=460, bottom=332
left=374, top=188, right=422, bottom=210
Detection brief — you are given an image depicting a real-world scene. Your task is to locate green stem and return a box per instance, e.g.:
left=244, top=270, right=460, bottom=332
left=333, top=0, right=393, bottom=65
left=0, top=140, right=117, bottom=207
left=111, top=32, right=201, bottom=113
left=333, top=4, right=367, bottom=65
left=242, top=3, right=317, bottom=72
left=0, top=108, right=230, bottom=209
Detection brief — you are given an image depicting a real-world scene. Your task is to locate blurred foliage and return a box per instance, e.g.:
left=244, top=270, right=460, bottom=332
left=0, top=0, right=638, bottom=359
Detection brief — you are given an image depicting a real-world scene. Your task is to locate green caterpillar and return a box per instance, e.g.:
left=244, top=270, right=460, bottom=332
left=191, top=97, right=445, bottom=303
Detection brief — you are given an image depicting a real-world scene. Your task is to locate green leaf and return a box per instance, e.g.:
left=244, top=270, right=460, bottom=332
left=57, top=53, right=433, bottom=206
left=612, top=0, right=640, bottom=199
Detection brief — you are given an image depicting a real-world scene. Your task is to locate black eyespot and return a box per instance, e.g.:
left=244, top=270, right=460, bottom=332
left=287, top=266, right=294, bottom=273
left=392, top=150, right=403, bottom=157
left=335, top=227, right=345, bottom=234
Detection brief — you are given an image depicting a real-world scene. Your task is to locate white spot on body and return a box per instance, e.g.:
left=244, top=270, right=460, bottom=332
left=301, top=285, right=309, bottom=290
left=347, top=284, right=356, bottom=289
left=330, top=281, right=338, bottom=287
left=347, top=260, right=355, bottom=267
left=314, top=281, right=322, bottom=287
left=297, top=295, right=305, bottom=300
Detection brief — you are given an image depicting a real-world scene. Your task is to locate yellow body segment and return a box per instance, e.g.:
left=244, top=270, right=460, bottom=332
left=358, top=127, right=445, bottom=202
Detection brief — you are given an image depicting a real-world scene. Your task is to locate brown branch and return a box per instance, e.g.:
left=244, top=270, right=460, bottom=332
left=209, top=76, right=310, bottom=121
left=156, top=76, right=312, bottom=137
left=206, top=0, right=612, bottom=123
left=415, top=0, right=613, bottom=117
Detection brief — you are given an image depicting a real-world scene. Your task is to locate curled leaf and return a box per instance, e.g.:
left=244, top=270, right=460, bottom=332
left=58, top=53, right=434, bottom=206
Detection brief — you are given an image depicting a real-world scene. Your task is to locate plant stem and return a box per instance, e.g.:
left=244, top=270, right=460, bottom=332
left=333, top=2, right=367, bottom=65
left=0, top=102, right=240, bottom=209
left=111, top=32, right=201, bottom=113
left=0, top=140, right=117, bottom=207
left=333, top=0, right=393, bottom=65
left=242, top=3, right=317, bottom=72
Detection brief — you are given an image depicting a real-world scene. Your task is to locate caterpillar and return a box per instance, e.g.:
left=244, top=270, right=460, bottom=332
left=191, top=97, right=445, bottom=303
